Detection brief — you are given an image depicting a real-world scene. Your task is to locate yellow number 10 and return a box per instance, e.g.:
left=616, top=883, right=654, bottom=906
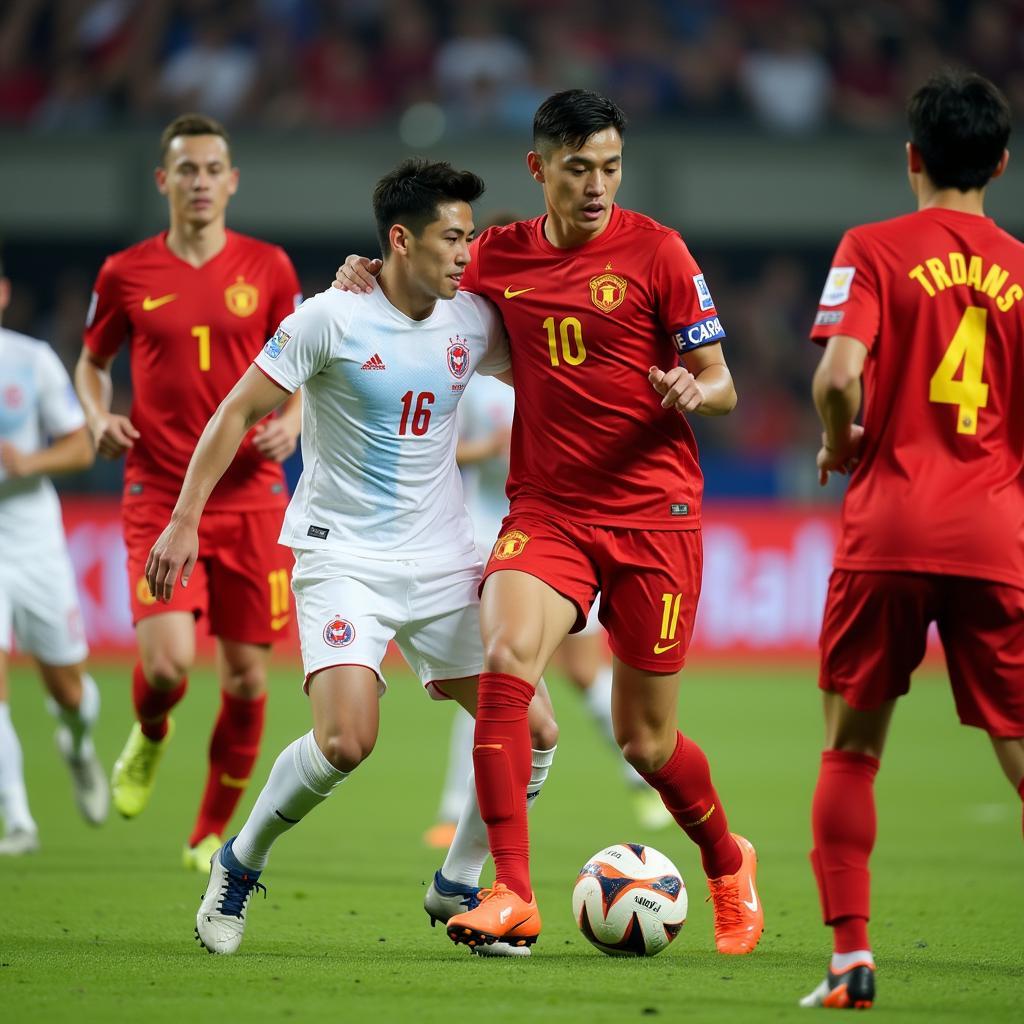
left=191, top=325, right=211, bottom=371
left=543, top=316, right=586, bottom=367
left=928, top=306, right=988, bottom=435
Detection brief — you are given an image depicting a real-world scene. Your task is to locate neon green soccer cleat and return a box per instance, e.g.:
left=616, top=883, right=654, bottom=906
left=111, top=720, right=174, bottom=818
left=184, top=833, right=223, bottom=873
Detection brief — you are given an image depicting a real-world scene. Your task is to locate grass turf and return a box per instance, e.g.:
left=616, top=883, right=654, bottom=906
left=2, top=660, right=1021, bottom=1023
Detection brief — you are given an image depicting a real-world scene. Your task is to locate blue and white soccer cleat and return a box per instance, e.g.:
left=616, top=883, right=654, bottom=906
left=195, top=838, right=266, bottom=955
left=424, top=869, right=531, bottom=958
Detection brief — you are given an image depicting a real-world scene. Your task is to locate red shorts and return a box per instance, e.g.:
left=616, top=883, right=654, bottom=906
left=820, top=569, right=1024, bottom=737
left=483, top=511, right=702, bottom=673
left=124, top=502, right=292, bottom=645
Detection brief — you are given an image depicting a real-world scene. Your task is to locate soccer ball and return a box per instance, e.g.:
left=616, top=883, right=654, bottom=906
left=572, top=843, right=687, bottom=957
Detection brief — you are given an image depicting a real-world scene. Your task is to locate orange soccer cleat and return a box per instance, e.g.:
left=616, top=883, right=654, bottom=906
left=446, top=882, right=541, bottom=951
left=706, top=833, right=764, bottom=955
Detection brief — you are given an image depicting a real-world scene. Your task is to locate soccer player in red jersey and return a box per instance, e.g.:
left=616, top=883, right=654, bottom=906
left=801, top=70, right=1024, bottom=1009
left=74, top=114, right=302, bottom=869
left=338, top=91, right=763, bottom=955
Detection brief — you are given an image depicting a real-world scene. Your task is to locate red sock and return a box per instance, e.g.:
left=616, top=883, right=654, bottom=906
left=640, top=732, right=741, bottom=878
left=809, top=749, right=879, bottom=954
left=472, top=672, right=535, bottom=901
left=189, top=690, right=267, bottom=847
left=1017, top=777, right=1024, bottom=839
left=132, top=663, right=187, bottom=741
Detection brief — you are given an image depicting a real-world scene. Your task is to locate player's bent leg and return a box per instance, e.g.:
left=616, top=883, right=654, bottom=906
left=37, top=661, right=107, bottom=826
left=989, top=735, right=1024, bottom=837
left=112, top=613, right=194, bottom=819
left=612, top=659, right=762, bottom=953
left=185, top=640, right=270, bottom=867
left=0, top=660, right=39, bottom=853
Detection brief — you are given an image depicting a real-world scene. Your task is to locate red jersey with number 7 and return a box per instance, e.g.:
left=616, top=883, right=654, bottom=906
left=460, top=205, right=726, bottom=530
left=84, top=230, right=301, bottom=511
left=810, top=207, right=1024, bottom=587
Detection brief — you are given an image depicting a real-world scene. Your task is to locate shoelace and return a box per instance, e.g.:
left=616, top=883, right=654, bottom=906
left=218, top=870, right=268, bottom=918
left=474, top=884, right=509, bottom=905
left=124, top=743, right=162, bottom=785
left=706, top=878, right=742, bottom=927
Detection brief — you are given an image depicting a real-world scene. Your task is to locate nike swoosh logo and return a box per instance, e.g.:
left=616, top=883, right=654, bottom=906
left=142, top=294, right=177, bottom=311
left=742, top=878, right=759, bottom=913
left=219, top=773, right=250, bottom=789
left=653, top=640, right=680, bottom=655
left=503, top=286, right=535, bottom=299
left=271, top=615, right=290, bottom=631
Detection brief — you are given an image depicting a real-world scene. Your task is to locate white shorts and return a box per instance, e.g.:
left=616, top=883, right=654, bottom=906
left=292, top=547, right=485, bottom=698
left=0, top=530, right=88, bottom=665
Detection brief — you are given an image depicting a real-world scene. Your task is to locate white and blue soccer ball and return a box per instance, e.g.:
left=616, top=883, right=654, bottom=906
left=572, top=843, right=687, bottom=957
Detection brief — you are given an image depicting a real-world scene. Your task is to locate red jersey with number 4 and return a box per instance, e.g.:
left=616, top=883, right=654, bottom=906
left=460, top=205, right=725, bottom=530
left=811, top=207, right=1024, bottom=587
left=84, top=230, right=300, bottom=511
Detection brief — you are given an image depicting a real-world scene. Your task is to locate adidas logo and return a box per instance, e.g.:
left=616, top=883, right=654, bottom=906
left=361, top=353, right=386, bottom=370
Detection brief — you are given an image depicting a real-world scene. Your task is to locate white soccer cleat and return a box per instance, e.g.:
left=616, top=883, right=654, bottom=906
left=195, top=840, right=266, bottom=955
left=0, top=828, right=40, bottom=856
left=56, top=729, right=109, bottom=826
left=424, top=870, right=531, bottom=957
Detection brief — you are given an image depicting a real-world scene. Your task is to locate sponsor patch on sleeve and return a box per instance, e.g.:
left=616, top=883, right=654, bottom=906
left=692, top=273, right=715, bottom=312
left=814, top=310, right=845, bottom=327
left=263, top=327, right=290, bottom=359
left=672, top=314, right=726, bottom=353
left=819, top=267, right=856, bottom=307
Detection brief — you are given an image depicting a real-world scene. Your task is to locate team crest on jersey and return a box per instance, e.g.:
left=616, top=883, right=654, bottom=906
left=589, top=272, right=628, bottom=312
left=493, top=529, right=530, bottom=561
left=323, top=616, right=356, bottom=648
left=225, top=277, right=259, bottom=317
left=136, top=576, right=157, bottom=607
left=448, top=336, right=470, bottom=379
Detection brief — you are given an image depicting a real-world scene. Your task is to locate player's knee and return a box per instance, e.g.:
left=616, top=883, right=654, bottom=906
left=483, top=636, right=540, bottom=680
left=319, top=730, right=375, bottom=773
left=619, top=733, right=671, bottom=775
left=223, top=662, right=267, bottom=700
left=142, top=652, right=190, bottom=689
left=528, top=710, right=559, bottom=751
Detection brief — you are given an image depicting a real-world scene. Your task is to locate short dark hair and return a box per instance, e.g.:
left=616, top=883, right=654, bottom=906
left=908, top=69, right=1011, bottom=191
left=533, top=89, right=627, bottom=156
left=372, top=159, right=486, bottom=256
left=159, top=113, right=231, bottom=165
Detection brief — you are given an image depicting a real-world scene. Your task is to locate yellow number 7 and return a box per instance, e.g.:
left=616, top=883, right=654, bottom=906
left=929, top=306, right=988, bottom=435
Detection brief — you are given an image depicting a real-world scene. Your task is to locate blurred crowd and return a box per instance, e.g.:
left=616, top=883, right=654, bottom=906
left=2, top=0, right=1024, bottom=135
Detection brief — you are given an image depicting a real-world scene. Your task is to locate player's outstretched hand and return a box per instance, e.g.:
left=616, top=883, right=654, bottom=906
left=92, top=413, right=140, bottom=460
left=145, top=520, right=199, bottom=603
left=333, top=255, right=382, bottom=294
left=252, top=419, right=298, bottom=462
left=816, top=425, right=865, bottom=486
left=648, top=365, right=705, bottom=414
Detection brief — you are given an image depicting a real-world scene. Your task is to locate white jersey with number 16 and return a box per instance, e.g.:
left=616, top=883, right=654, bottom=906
left=254, top=286, right=511, bottom=559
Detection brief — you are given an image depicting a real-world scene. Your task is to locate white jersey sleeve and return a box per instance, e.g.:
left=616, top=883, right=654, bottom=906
left=254, top=289, right=352, bottom=393
left=465, top=294, right=511, bottom=378
left=36, top=344, right=86, bottom=438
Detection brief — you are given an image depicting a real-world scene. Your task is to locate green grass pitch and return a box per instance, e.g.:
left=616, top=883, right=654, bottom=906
left=2, top=659, right=1021, bottom=1023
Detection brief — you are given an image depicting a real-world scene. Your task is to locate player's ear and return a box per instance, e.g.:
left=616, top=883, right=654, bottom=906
left=527, top=151, right=545, bottom=184
left=227, top=166, right=240, bottom=196
left=991, top=149, right=1010, bottom=181
left=389, top=223, right=411, bottom=257
left=0, top=277, right=10, bottom=313
left=154, top=166, right=169, bottom=195
left=905, top=142, right=923, bottom=175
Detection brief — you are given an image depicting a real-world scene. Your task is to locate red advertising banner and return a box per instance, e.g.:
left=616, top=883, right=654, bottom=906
left=59, top=497, right=841, bottom=658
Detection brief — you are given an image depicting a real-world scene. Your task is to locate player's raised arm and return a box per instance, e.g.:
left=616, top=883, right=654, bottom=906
left=146, top=366, right=291, bottom=601
left=812, top=334, right=868, bottom=485
left=648, top=342, right=737, bottom=416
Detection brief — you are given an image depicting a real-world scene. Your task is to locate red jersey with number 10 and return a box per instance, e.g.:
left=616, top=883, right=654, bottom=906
left=811, top=207, right=1024, bottom=587
left=84, top=230, right=301, bottom=511
left=460, top=206, right=725, bottom=530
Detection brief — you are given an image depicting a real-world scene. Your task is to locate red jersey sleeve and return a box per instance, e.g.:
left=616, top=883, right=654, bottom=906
left=810, top=230, right=880, bottom=349
left=459, top=234, right=485, bottom=295
left=650, top=231, right=726, bottom=355
left=83, top=256, right=130, bottom=359
left=267, top=247, right=302, bottom=331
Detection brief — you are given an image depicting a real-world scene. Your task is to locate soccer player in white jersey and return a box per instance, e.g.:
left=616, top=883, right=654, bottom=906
left=144, top=160, right=559, bottom=955
left=0, top=258, right=108, bottom=854
left=425, top=371, right=671, bottom=846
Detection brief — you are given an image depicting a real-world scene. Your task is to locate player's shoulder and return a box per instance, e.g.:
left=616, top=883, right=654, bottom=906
left=844, top=211, right=921, bottom=247
left=0, top=326, right=57, bottom=363
left=226, top=229, right=291, bottom=263
left=616, top=207, right=680, bottom=240
left=100, top=233, right=167, bottom=276
left=285, top=286, right=360, bottom=330
left=476, top=216, right=542, bottom=252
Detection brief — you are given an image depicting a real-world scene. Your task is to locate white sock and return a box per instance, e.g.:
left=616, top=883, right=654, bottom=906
left=437, top=708, right=474, bottom=824
left=0, top=703, right=37, bottom=835
left=831, top=950, right=874, bottom=973
left=232, top=730, right=347, bottom=871
left=47, top=673, right=100, bottom=756
left=441, top=745, right=557, bottom=886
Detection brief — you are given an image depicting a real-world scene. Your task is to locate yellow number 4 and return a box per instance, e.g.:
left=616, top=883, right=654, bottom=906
left=929, top=306, right=988, bottom=435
